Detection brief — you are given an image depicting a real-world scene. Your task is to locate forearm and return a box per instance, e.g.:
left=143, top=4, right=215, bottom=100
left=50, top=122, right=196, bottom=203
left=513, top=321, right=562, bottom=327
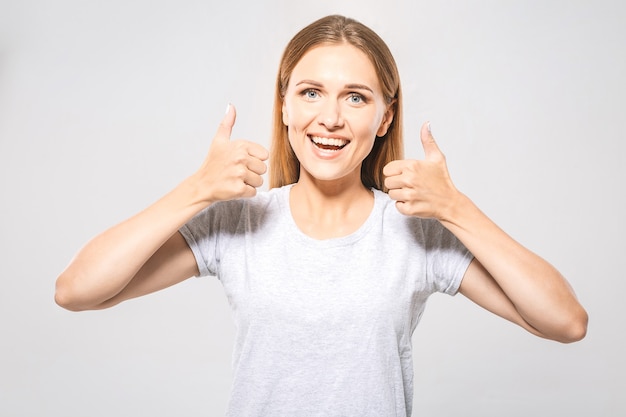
left=55, top=105, right=269, bottom=311
left=440, top=192, right=588, bottom=341
left=55, top=175, right=207, bottom=310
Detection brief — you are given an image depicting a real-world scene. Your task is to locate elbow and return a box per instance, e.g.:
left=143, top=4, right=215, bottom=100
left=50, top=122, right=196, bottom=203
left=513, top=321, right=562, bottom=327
left=568, top=312, right=589, bottom=343
left=55, top=280, right=84, bottom=312
left=54, top=273, right=97, bottom=312
left=529, top=304, right=589, bottom=344
left=555, top=308, right=589, bottom=344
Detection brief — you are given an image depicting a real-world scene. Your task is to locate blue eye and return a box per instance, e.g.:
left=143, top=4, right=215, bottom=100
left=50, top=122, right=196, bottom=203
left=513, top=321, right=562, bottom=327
left=349, top=94, right=365, bottom=104
left=303, top=89, right=319, bottom=100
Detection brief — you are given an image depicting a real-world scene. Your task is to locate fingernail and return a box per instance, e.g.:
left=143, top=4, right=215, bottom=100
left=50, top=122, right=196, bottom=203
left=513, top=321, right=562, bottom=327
left=427, top=122, right=432, bottom=134
left=225, top=103, right=231, bottom=114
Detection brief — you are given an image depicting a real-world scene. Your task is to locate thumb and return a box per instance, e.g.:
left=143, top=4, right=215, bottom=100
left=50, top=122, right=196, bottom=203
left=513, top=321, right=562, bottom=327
left=214, top=103, right=236, bottom=142
left=420, top=121, right=443, bottom=160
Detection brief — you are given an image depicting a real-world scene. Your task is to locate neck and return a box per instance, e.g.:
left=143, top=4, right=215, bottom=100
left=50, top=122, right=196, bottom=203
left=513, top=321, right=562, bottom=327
left=289, top=170, right=374, bottom=239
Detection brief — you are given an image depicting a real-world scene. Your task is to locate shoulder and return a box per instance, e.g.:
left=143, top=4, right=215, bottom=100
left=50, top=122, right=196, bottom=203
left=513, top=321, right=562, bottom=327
left=372, top=188, right=450, bottom=239
left=373, top=188, right=420, bottom=226
left=182, top=186, right=289, bottom=238
left=205, top=186, right=289, bottom=231
left=240, top=185, right=288, bottom=215
left=212, top=185, right=288, bottom=213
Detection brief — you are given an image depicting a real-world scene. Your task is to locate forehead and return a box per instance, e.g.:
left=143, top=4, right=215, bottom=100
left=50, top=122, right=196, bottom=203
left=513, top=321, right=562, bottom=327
left=290, top=43, right=381, bottom=90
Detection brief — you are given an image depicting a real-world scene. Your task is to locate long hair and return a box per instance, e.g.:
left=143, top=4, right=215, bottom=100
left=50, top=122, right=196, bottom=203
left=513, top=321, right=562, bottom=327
left=269, top=15, right=403, bottom=191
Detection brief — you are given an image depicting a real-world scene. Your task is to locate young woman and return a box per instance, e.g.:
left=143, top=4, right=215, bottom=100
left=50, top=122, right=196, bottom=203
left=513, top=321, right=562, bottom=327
left=55, top=15, right=587, bottom=416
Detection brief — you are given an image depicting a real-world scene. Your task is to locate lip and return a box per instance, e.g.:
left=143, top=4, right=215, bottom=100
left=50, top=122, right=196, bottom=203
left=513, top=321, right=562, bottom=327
left=306, top=134, right=350, bottom=160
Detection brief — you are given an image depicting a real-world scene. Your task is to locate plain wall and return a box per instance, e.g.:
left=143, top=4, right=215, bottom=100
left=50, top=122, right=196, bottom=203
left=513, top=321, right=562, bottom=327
left=1, top=0, right=624, bottom=416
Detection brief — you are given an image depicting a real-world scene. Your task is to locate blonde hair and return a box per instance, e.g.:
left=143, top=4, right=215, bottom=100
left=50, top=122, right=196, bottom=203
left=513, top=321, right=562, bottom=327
left=269, top=15, right=403, bottom=191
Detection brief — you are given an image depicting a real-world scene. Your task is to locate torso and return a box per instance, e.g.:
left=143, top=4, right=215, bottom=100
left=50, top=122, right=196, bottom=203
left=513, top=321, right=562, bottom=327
left=178, top=185, right=473, bottom=416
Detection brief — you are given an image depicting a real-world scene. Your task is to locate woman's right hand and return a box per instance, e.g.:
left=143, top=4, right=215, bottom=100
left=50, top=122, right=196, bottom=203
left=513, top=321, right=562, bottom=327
left=193, top=104, right=269, bottom=204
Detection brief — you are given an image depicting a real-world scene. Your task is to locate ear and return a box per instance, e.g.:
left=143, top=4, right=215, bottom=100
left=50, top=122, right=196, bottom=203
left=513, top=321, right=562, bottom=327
left=282, top=102, right=289, bottom=126
left=376, top=103, right=395, bottom=137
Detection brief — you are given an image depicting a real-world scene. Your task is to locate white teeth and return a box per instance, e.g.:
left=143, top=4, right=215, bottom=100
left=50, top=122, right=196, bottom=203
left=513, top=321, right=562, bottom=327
left=310, top=136, right=348, bottom=147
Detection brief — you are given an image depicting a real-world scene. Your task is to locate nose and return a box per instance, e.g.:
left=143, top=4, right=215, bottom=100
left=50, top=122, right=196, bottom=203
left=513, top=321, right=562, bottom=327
left=318, top=100, right=343, bottom=129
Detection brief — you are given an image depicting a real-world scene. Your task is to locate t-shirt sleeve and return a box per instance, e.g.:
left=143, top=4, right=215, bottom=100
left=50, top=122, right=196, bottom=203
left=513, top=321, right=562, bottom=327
left=422, top=218, right=474, bottom=296
left=179, top=200, right=243, bottom=278
left=179, top=209, right=216, bottom=277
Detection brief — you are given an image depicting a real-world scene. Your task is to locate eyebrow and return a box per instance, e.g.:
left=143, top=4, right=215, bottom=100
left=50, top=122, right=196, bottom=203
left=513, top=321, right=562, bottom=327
left=295, top=80, right=374, bottom=93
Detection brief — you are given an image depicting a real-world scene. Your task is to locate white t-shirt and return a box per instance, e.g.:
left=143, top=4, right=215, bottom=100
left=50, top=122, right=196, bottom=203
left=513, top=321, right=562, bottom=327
left=180, top=184, right=473, bottom=417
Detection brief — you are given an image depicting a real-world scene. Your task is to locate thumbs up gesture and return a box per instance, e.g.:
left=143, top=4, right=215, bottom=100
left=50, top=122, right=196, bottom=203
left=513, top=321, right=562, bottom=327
left=383, top=122, right=459, bottom=219
left=195, top=104, right=269, bottom=204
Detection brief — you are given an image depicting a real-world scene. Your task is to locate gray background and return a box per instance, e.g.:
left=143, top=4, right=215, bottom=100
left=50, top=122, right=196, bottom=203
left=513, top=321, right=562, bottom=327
left=1, top=0, right=624, bottom=416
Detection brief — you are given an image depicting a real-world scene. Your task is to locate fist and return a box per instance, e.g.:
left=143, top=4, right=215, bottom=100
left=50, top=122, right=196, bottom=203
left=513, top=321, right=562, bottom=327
left=196, top=104, right=269, bottom=203
left=383, top=122, right=458, bottom=219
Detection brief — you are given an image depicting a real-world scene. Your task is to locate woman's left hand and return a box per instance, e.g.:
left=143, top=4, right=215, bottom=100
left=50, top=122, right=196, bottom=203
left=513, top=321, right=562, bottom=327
left=384, top=122, right=588, bottom=343
left=383, top=122, right=460, bottom=220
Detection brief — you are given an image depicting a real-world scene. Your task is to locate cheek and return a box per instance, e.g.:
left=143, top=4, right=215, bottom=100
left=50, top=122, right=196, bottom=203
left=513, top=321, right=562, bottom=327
left=344, top=103, right=383, bottom=130
left=287, top=123, right=305, bottom=139
left=370, top=109, right=388, bottom=137
left=287, top=106, right=318, bottom=134
left=287, top=125, right=308, bottom=153
left=355, top=110, right=385, bottom=139
left=287, top=124, right=297, bottom=139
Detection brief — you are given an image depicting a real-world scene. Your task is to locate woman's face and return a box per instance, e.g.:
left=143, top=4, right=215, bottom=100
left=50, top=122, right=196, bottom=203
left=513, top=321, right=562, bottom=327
left=282, top=43, right=393, bottom=185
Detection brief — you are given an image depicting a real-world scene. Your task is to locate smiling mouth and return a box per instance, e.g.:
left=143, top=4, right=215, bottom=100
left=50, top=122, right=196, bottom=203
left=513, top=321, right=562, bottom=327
left=309, top=135, right=349, bottom=151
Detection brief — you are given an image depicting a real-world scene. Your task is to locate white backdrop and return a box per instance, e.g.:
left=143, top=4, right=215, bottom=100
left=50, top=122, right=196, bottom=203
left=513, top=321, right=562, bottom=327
left=1, top=0, right=624, bottom=416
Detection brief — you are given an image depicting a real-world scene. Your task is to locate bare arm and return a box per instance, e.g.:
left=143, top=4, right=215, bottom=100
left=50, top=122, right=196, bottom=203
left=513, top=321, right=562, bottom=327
left=55, top=183, right=204, bottom=311
left=55, top=105, right=269, bottom=311
left=384, top=122, right=587, bottom=343
left=449, top=201, right=587, bottom=343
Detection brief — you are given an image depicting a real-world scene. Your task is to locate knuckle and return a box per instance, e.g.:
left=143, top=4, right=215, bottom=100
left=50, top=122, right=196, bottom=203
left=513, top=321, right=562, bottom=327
left=235, top=165, right=248, bottom=179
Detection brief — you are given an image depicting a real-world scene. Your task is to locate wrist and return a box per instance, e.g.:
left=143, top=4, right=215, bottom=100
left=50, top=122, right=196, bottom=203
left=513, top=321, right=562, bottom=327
left=180, top=171, right=218, bottom=208
left=439, top=191, right=475, bottom=229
